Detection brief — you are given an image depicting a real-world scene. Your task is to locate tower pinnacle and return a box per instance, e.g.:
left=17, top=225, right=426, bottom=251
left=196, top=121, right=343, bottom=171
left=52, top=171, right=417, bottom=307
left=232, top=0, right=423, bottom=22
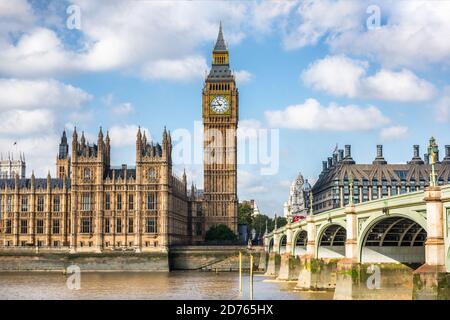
left=213, top=21, right=227, bottom=52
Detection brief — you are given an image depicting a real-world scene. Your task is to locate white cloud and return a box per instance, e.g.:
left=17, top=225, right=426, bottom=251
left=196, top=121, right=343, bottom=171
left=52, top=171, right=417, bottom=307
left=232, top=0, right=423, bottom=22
left=109, top=125, right=150, bottom=148
left=302, top=55, right=435, bottom=102
left=111, top=102, right=134, bottom=116
left=0, top=134, right=59, bottom=177
left=238, top=170, right=270, bottom=194
left=0, top=78, right=92, bottom=176
left=140, top=56, right=207, bottom=81
left=0, top=1, right=252, bottom=80
left=331, top=1, right=450, bottom=69
left=0, top=0, right=35, bottom=33
left=234, top=70, right=253, bottom=84
left=282, top=0, right=364, bottom=50
left=282, top=0, right=450, bottom=69
left=0, top=109, right=54, bottom=135
left=379, top=126, right=409, bottom=141
left=363, top=69, right=435, bottom=102
left=435, top=87, right=450, bottom=123
left=0, top=78, right=92, bottom=110
left=102, top=94, right=135, bottom=116
left=265, top=98, right=389, bottom=131
left=250, top=0, right=296, bottom=33
left=302, top=55, right=367, bottom=97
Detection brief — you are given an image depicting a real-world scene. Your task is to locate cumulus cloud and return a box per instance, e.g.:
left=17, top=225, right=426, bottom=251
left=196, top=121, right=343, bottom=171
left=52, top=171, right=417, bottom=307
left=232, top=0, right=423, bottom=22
left=0, top=109, right=55, bottom=135
left=302, top=55, right=367, bottom=97
left=282, top=0, right=364, bottom=50
left=234, top=70, right=253, bottom=84
left=111, top=102, right=134, bottom=116
left=281, top=0, right=450, bottom=69
left=330, top=1, right=450, bottom=69
left=140, top=56, right=208, bottom=81
left=265, top=98, right=389, bottom=131
left=0, top=78, right=92, bottom=110
left=302, top=55, right=436, bottom=102
left=109, top=125, right=150, bottom=148
left=0, top=1, right=252, bottom=80
left=379, top=126, right=409, bottom=141
left=102, top=94, right=135, bottom=116
left=435, top=87, right=450, bottom=123
left=0, top=134, right=59, bottom=177
left=0, top=78, right=92, bottom=176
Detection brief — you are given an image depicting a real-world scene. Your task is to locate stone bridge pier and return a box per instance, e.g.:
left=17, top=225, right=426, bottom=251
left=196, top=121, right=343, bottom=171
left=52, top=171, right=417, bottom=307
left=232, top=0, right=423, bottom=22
left=264, top=185, right=450, bottom=300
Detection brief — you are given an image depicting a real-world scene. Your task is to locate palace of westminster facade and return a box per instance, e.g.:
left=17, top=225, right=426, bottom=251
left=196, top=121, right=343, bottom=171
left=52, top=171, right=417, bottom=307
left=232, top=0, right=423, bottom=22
left=0, top=25, right=239, bottom=252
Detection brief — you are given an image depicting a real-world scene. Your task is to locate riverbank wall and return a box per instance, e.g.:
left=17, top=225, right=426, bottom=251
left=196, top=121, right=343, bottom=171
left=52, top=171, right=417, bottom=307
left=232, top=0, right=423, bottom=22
left=0, top=250, right=170, bottom=272
left=0, top=246, right=264, bottom=272
left=169, top=246, right=264, bottom=271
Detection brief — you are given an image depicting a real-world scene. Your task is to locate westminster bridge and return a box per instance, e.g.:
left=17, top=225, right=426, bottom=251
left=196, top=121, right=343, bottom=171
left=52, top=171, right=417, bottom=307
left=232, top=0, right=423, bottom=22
left=262, top=185, right=450, bottom=299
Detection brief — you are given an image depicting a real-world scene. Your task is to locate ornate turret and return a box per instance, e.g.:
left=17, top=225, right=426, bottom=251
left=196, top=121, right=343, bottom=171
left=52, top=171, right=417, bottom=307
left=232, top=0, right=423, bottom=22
left=58, top=130, right=69, bottom=160
left=136, top=126, right=142, bottom=160
left=72, top=127, right=78, bottom=161
left=31, top=171, right=35, bottom=190
left=80, top=131, right=86, bottom=148
left=97, top=126, right=104, bottom=160
left=57, top=130, right=71, bottom=178
left=105, top=130, right=110, bottom=164
left=47, top=171, right=51, bottom=191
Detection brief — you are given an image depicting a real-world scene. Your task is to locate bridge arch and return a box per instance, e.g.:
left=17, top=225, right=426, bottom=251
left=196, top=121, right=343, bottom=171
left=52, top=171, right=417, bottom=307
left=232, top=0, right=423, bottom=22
left=267, top=238, right=274, bottom=253
left=278, top=234, right=287, bottom=254
left=292, top=229, right=307, bottom=256
left=317, top=222, right=346, bottom=259
left=358, top=213, right=427, bottom=265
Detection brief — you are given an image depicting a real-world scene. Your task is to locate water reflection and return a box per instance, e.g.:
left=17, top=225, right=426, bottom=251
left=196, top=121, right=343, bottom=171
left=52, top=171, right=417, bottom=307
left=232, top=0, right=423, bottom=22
left=0, top=272, right=333, bottom=300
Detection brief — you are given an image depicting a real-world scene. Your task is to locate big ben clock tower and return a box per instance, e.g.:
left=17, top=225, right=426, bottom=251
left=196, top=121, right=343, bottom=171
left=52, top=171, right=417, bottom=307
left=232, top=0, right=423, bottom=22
left=202, top=23, right=238, bottom=234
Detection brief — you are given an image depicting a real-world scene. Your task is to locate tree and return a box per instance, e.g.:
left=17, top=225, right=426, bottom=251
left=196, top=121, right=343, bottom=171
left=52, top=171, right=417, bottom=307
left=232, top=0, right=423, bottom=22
left=205, top=224, right=237, bottom=241
left=238, top=203, right=253, bottom=225
left=249, top=214, right=270, bottom=243
left=267, top=216, right=287, bottom=232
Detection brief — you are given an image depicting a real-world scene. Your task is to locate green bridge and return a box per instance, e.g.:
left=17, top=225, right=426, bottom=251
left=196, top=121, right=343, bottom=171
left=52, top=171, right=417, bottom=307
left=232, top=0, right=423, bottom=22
left=262, top=185, right=450, bottom=299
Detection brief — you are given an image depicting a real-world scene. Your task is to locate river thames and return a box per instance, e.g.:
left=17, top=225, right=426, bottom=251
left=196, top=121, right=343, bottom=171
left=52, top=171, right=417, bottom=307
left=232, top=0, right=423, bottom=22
left=0, top=271, right=334, bottom=300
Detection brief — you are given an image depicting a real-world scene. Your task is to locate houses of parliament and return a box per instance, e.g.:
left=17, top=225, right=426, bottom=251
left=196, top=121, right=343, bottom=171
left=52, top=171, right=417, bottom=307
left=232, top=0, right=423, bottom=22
left=0, top=24, right=239, bottom=252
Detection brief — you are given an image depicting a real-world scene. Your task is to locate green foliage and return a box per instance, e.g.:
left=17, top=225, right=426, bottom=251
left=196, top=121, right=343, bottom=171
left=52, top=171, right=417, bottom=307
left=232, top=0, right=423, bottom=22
left=205, top=224, right=237, bottom=241
left=238, top=203, right=253, bottom=225
left=237, top=202, right=289, bottom=241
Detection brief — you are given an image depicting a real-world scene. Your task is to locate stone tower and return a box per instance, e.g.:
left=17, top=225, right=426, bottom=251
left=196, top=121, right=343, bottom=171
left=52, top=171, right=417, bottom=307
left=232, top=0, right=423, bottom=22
left=56, top=130, right=71, bottom=178
left=202, top=23, right=238, bottom=234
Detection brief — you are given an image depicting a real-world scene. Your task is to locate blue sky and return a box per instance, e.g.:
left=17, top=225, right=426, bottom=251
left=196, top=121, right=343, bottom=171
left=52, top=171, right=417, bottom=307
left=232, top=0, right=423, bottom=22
left=1, top=0, right=450, bottom=215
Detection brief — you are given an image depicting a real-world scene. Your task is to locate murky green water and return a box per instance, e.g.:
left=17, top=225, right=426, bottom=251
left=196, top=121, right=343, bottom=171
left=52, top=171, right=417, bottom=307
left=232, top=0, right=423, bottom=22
left=0, top=272, right=334, bottom=300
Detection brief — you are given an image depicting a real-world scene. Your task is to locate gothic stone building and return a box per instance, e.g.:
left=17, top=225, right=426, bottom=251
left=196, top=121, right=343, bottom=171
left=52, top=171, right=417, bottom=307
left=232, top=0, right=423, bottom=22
left=0, top=127, right=191, bottom=252
left=0, top=25, right=238, bottom=251
left=312, top=144, right=450, bottom=214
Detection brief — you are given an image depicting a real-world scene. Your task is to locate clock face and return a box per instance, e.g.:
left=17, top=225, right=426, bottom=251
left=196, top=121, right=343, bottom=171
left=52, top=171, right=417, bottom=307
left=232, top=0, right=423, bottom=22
left=210, top=96, right=229, bottom=114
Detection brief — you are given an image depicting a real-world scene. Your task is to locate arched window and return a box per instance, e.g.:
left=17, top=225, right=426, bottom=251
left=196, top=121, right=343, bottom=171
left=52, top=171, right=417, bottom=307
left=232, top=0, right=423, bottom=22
left=83, top=168, right=91, bottom=179
left=148, top=168, right=156, bottom=180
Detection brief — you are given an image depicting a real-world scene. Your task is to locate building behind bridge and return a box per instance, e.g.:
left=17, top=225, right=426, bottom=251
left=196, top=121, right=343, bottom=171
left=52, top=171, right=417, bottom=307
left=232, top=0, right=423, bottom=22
left=312, top=144, right=450, bottom=214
